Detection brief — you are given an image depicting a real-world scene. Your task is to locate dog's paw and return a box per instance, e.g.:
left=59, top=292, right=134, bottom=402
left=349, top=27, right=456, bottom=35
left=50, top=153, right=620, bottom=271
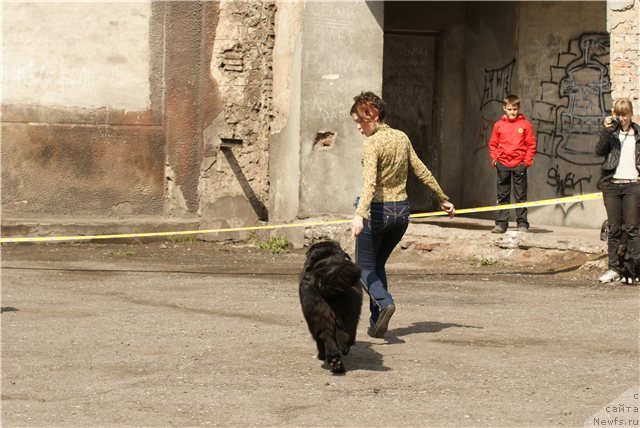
left=327, top=355, right=345, bottom=374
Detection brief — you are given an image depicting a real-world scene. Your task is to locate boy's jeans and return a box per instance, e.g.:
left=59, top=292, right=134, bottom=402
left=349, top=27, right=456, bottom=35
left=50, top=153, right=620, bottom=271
left=355, top=201, right=410, bottom=329
left=495, top=162, right=529, bottom=228
left=602, top=181, right=640, bottom=272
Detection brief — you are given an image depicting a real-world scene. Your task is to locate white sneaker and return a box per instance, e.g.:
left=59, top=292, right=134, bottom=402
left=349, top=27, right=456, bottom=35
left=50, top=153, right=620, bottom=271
left=598, top=270, right=621, bottom=283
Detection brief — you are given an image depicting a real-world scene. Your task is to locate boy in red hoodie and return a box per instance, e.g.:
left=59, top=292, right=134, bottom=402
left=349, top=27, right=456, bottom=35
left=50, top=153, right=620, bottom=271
left=488, top=95, right=537, bottom=233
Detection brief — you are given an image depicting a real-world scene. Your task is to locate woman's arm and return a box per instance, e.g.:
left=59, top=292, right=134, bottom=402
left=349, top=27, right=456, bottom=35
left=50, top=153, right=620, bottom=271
left=355, top=140, right=378, bottom=219
left=408, top=143, right=449, bottom=202
left=595, top=127, right=613, bottom=156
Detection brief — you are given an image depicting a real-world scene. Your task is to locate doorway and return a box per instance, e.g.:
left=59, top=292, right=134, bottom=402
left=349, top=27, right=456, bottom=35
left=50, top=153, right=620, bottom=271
left=382, top=31, right=439, bottom=212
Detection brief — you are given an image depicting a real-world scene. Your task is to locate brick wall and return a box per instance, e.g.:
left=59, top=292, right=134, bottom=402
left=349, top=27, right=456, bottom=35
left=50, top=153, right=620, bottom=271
left=608, top=0, right=640, bottom=119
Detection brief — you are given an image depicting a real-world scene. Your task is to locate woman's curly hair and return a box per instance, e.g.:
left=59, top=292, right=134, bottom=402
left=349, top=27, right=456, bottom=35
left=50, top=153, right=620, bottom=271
left=350, top=91, right=385, bottom=122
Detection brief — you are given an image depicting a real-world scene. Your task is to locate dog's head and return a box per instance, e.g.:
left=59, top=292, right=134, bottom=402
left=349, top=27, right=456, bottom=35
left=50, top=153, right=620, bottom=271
left=618, top=243, right=627, bottom=258
left=303, top=240, right=361, bottom=296
left=304, top=240, right=351, bottom=268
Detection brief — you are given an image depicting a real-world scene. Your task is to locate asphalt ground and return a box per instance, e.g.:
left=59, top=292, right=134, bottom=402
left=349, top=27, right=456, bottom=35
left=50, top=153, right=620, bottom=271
left=1, top=234, right=638, bottom=427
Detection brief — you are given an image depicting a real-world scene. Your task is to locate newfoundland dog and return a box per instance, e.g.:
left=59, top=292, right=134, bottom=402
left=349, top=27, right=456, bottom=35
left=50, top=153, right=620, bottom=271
left=618, top=241, right=640, bottom=285
left=299, top=240, right=363, bottom=373
left=602, top=221, right=639, bottom=285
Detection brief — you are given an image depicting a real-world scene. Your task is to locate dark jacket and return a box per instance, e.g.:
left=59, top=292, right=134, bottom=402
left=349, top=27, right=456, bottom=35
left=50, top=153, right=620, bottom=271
left=595, top=121, right=640, bottom=189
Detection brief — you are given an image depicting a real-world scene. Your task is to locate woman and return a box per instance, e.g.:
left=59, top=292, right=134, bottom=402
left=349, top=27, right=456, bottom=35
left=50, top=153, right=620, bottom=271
left=595, top=98, right=640, bottom=283
left=350, top=92, right=455, bottom=338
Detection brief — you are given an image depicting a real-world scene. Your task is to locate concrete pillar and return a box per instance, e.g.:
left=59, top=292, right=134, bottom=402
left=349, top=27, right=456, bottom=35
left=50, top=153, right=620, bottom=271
left=298, top=1, right=384, bottom=218
left=270, top=0, right=384, bottom=224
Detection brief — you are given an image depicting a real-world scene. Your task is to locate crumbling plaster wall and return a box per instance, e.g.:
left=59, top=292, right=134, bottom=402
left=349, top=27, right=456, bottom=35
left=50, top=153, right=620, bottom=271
left=197, top=0, right=276, bottom=237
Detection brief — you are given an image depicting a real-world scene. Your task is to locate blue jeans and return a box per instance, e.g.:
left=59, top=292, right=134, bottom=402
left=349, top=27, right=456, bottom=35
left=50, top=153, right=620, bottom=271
left=355, top=200, right=410, bottom=329
left=602, top=181, right=640, bottom=272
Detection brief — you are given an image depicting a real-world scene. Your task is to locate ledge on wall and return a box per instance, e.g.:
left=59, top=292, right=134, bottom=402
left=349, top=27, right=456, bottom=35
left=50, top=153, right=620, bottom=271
left=0, top=216, right=201, bottom=244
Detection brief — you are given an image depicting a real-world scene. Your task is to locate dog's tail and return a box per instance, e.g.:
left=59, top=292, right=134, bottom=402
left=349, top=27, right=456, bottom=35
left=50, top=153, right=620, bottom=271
left=317, top=260, right=362, bottom=298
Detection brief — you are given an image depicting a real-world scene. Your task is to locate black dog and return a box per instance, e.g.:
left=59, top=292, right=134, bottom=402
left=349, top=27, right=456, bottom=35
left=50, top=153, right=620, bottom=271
left=602, top=221, right=639, bottom=285
left=617, top=241, right=640, bottom=285
left=299, top=240, right=363, bottom=374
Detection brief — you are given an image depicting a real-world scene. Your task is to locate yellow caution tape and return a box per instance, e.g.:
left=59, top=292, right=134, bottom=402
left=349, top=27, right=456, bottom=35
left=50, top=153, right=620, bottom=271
left=410, top=192, right=603, bottom=218
left=0, top=192, right=603, bottom=244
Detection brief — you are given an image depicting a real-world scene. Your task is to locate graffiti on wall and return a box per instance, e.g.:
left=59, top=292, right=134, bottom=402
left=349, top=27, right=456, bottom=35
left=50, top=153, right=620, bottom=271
left=532, top=32, right=611, bottom=166
left=475, top=59, right=515, bottom=153
left=481, top=59, right=516, bottom=109
left=475, top=33, right=610, bottom=219
left=531, top=32, right=610, bottom=215
left=546, top=164, right=592, bottom=197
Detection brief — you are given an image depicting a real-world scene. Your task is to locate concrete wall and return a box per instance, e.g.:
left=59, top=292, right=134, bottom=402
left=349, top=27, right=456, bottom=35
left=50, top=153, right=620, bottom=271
left=462, top=2, right=518, bottom=213
left=2, top=2, right=165, bottom=218
left=1, top=2, right=227, bottom=222
left=269, top=0, right=386, bottom=226
left=269, top=1, right=304, bottom=223
left=463, top=1, right=609, bottom=227
left=297, top=1, right=385, bottom=218
left=521, top=2, right=608, bottom=227
left=3, top=3, right=151, bottom=111
left=161, top=2, right=223, bottom=222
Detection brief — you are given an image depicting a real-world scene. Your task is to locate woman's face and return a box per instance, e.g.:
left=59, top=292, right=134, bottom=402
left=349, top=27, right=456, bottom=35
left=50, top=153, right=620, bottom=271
left=614, top=112, right=632, bottom=130
left=352, top=113, right=379, bottom=137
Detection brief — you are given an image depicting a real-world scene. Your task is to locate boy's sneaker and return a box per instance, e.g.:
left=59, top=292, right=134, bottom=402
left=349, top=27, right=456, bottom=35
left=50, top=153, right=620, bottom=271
left=598, top=270, right=621, bottom=283
left=491, top=225, right=507, bottom=234
left=517, top=226, right=529, bottom=233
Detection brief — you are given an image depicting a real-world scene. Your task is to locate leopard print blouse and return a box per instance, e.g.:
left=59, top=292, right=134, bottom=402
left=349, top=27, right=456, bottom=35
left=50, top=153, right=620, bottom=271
left=355, top=124, right=449, bottom=219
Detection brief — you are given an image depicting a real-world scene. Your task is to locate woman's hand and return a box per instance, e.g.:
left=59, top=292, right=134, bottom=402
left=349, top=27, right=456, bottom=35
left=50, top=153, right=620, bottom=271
left=441, top=201, right=455, bottom=217
left=604, top=116, right=617, bottom=131
left=351, top=215, right=364, bottom=238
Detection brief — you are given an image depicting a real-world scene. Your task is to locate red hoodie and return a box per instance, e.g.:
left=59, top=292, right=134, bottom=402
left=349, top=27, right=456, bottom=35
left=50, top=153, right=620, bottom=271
left=488, top=114, right=536, bottom=168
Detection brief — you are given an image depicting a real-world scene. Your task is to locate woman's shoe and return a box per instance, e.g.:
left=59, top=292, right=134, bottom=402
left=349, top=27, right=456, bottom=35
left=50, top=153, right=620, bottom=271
left=369, top=304, right=395, bottom=338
